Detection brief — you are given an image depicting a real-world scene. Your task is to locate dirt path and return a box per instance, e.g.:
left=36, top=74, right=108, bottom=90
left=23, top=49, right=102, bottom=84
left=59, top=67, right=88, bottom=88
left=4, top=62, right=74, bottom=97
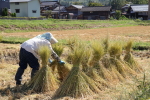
left=2, top=26, right=150, bottom=42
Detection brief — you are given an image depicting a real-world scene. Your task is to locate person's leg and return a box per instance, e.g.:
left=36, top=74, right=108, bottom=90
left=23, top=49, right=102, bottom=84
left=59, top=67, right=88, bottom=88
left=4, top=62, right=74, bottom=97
left=15, top=48, right=28, bottom=85
left=26, top=51, right=40, bottom=79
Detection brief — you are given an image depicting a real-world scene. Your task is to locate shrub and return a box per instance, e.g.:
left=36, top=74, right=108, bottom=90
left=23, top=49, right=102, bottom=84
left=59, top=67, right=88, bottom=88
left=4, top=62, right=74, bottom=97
left=119, top=15, right=128, bottom=20
left=10, top=13, right=16, bottom=17
left=115, top=10, right=121, bottom=20
left=2, top=8, right=8, bottom=16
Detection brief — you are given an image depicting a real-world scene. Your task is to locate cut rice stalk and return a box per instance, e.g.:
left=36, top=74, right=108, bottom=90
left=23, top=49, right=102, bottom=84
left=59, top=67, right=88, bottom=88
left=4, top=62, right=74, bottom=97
left=86, top=67, right=108, bottom=87
left=52, top=44, right=100, bottom=99
left=124, top=52, right=142, bottom=72
left=26, top=66, right=59, bottom=92
left=52, top=66, right=93, bottom=99
left=124, top=41, right=143, bottom=72
left=57, top=62, right=72, bottom=81
left=24, top=46, right=59, bottom=93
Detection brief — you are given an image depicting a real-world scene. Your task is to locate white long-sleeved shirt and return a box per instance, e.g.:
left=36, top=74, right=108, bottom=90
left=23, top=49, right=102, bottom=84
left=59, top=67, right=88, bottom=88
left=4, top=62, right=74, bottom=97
left=21, top=37, right=57, bottom=60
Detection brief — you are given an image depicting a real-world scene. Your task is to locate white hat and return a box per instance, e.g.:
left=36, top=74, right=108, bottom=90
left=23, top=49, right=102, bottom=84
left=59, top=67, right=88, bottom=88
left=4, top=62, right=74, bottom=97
left=36, top=32, right=58, bottom=44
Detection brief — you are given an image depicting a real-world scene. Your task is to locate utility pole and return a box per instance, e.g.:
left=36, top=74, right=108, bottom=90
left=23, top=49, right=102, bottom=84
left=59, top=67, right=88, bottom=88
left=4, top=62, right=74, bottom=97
left=59, top=0, right=60, bottom=19
left=148, top=0, right=150, bottom=20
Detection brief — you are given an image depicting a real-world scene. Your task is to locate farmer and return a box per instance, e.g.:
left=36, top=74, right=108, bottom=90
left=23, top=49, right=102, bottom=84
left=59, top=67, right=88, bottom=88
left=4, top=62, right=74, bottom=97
left=15, top=32, right=65, bottom=86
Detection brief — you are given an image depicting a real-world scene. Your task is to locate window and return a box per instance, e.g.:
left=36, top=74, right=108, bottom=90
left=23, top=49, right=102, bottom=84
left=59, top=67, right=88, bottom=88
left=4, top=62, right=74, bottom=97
left=15, top=9, right=20, bottom=13
left=15, top=2, right=19, bottom=5
left=32, top=10, right=36, bottom=13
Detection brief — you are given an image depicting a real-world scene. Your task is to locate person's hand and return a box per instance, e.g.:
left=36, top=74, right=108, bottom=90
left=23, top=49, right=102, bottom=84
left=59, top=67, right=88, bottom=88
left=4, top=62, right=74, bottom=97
left=49, top=59, right=52, bottom=63
left=58, top=60, right=65, bottom=64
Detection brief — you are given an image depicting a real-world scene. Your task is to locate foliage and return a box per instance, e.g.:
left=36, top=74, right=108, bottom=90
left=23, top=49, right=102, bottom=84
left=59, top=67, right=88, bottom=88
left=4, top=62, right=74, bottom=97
left=130, top=74, right=150, bottom=100
left=72, top=1, right=83, bottom=5
left=88, top=1, right=103, bottom=6
left=133, top=41, right=150, bottom=50
left=11, top=13, right=16, bottom=17
left=60, top=0, right=148, bottom=7
left=115, top=10, right=122, bottom=20
left=126, top=0, right=148, bottom=4
left=45, top=10, right=52, bottom=18
left=119, top=15, right=128, bottom=20
left=111, top=0, right=126, bottom=9
left=2, top=8, right=8, bottom=16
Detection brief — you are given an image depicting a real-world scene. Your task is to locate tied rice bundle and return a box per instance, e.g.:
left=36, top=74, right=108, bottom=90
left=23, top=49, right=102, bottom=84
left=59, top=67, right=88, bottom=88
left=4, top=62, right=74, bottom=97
left=24, top=46, right=59, bottom=93
left=124, top=41, right=142, bottom=72
left=51, top=43, right=72, bottom=81
left=52, top=44, right=100, bottom=99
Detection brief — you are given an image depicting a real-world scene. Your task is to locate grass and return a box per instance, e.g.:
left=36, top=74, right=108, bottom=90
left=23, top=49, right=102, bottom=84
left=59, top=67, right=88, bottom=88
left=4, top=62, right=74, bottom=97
left=1, top=36, right=29, bottom=44
left=133, top=41, right=150, bottom=51
left=0, top=19, right=146, bottom=33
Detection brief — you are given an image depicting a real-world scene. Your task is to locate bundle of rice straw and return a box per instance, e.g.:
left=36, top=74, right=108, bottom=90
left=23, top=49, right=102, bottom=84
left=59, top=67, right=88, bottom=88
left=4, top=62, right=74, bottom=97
left=52, top=44, right=100, bottom=99
left=124, top=41, right=142, bottom=72
left=89, top=41, right=111, bottom=81
left=24, top=46, right=59, bottom=93
left=107, top=43, right=126, bottom=81
left=51, top=43, right=64, bottom=72
left=102, top=35, right=109, bottom=53
left=66, top=36, right=80, bottom=51
left=51, top=43, right=72, bottom=81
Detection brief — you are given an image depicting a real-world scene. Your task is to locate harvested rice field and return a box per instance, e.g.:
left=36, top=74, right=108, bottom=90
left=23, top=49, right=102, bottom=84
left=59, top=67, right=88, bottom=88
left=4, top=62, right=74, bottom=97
left=0, top=26, right=150, bottom=100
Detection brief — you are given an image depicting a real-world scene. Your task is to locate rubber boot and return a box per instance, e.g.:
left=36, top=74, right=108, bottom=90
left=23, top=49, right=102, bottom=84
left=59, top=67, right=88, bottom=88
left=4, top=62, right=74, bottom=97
left=31, top=69, right=38, bottom=79
left=15, top=67, right=25, bottom=85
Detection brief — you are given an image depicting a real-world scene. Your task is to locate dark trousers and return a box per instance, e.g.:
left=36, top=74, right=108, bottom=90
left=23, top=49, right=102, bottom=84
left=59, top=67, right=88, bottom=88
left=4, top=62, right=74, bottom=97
left=15, top=48, right=40, bottom=85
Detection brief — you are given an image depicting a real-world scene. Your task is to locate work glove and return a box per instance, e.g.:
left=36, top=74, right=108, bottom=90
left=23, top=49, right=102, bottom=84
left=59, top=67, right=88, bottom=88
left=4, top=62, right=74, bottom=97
left=48, top=59, right=52, bottom=63
left=58, top=60, right=65, bottom=64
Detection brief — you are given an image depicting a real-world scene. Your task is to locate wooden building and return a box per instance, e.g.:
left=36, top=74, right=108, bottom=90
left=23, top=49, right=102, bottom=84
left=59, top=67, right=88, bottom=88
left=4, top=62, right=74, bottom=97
left=66, top=5, right=84, bottom=19
left=51, top=6, right=67, bottom=19
left=40, top=1, right=60, bottom=16
left=81, top=6, right=112, bottom=20
left=122, top=4, right=148, bottom=20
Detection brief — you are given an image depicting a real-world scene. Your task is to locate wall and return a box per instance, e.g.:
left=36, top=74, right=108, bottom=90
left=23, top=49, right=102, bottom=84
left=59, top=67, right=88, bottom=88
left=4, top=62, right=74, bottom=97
left=28, top=0, right=40, bottom=17
left=10, top=2, right=28, bottom=17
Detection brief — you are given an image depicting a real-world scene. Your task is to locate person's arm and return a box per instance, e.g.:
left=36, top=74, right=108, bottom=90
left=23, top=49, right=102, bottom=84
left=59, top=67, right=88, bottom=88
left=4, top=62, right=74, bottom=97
left=48, top=44, right=61, bottom=62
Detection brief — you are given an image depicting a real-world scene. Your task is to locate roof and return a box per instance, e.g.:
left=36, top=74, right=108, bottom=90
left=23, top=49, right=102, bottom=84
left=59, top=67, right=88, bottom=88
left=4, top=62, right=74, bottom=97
left=40, top=0, right=58, bottom=2
left=71, top=5, right=84, bottom=9
left=53, top=6, right=65, bottom=11
left=131, top=5, right=148, bottom=12
left=10, top=0, right=31, bottom=2
left=40, top=1, right=57, bottom=6
left=81, top=6, right=111, bottom=12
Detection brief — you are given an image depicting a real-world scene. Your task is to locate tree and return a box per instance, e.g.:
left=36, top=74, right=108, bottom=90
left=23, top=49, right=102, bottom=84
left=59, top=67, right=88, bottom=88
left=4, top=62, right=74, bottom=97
left=111, top=0, right=126, bottom=9
left=45, top=10, right=52, bottom=18
left=2, top=8, right=8, bottom=16
left=88, top=1, right=103, bottom=6
left=126, top=0, right=148, bottom=4
left=72, top=2, right=83, bottom=5
left=115, top=10, right=121, bottom=20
